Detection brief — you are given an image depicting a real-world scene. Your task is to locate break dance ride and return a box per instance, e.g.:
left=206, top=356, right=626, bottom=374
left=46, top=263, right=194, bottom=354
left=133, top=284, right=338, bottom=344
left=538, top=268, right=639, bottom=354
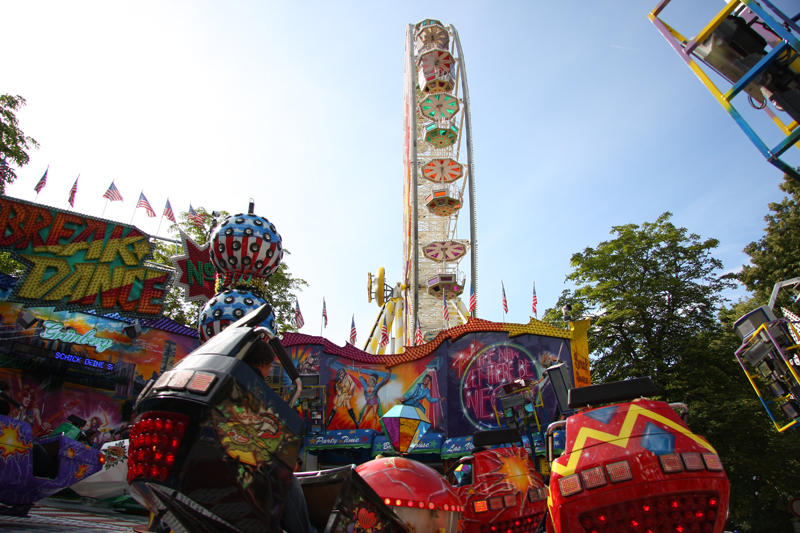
left=0, top=385, right=105, bottom=517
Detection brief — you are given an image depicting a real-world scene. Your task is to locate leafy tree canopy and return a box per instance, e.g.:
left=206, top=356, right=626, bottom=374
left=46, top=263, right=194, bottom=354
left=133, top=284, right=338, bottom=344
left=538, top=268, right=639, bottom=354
left=0, top=94, right=39, bottom=193
left=152, top=207, right=308, bottom=333
left=544, top=212, right=735, bottom=392
left=543, top=210, right=800, bottom=531
left=740, top=175, right=800, bottom=307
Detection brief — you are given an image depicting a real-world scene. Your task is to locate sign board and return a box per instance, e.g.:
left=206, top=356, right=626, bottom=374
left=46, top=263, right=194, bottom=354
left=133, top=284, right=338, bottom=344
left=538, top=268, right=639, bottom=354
left=169, top=230, right=216, bottom=303
left=0, top=196, right=171, bottom=318
left=791, top=497, right=800, bottom=518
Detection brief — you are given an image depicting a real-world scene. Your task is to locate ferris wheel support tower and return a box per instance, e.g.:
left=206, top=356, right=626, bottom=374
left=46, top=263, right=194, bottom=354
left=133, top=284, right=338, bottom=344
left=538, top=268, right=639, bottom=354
left=403, top=20, right=478, bottom=344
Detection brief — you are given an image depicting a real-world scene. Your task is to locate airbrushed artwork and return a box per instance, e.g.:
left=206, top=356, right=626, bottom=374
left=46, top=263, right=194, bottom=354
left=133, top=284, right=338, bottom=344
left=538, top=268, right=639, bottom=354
left=282, top=321, right=587, bottom=439
left=0, top=275, right=199, bottom=444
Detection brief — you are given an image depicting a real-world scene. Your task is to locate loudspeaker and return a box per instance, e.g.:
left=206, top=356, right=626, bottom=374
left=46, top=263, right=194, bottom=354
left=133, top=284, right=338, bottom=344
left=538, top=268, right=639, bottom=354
left=547, top=363, right=574, bottom=416
left=124, top=321, right=142, bottom=339
left=16, top=310, right=37, bottom=329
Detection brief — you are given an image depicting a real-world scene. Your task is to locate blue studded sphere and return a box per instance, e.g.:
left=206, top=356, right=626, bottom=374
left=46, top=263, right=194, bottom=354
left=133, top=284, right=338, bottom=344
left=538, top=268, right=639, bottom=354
left=198, top=288, right=276, bottom=343
left=209, top=213, right=283, bottom=282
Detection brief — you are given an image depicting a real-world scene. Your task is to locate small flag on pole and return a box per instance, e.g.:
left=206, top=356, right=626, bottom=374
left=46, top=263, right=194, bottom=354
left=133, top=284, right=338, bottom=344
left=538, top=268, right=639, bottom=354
left=137, top=192, right=156, bottom=217
left=380, top=316, right=389, bottom=347
left=350, top=315, right=357, bottom=344
left=415, top=317, right=423, bottom=345
left=188, top=204, right=206, bottom=227
left=34, top=166, right=48, bottom=194
left=68, top=176, right=79, bottom=207
left=501, top=280, right=508, bottom=314
left=103, top=181, right=123, bottom=202
left=322, top=298, right=328, bottom=328
left=532, top=281, right=538, bottom=317
left=294, top=299, right=305, bottom=329
left=469, top=285, right=476, bottom=313
left=443, top=292, right=450, bottom=322
left=163, top=199, right=176, bottom=223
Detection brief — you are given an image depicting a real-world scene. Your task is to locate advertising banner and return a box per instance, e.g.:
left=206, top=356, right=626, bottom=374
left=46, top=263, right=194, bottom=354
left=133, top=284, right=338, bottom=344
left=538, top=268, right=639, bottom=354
left=0, top=277, right=199, bottom=444
left=0, top=196, right=172, bottom=318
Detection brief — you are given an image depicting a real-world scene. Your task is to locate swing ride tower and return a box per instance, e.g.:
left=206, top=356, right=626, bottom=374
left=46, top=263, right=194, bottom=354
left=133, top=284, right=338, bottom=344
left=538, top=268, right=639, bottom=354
left=403, top=19, right=477, bottom=344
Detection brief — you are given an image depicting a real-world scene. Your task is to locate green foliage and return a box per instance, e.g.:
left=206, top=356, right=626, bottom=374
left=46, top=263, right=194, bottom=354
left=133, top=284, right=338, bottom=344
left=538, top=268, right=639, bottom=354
left=151, top=207, right=307, bottom=333
left=554, top=212, right=734, bottom=392
left=547, top=210, right=800, bottom=532
left=0, top=94, right=39, bottom=193
left=740, top=175, right=800, bottom=307
left=686, top=297, right=800, bottom=532
left=0, top=253, right=23, bottom=277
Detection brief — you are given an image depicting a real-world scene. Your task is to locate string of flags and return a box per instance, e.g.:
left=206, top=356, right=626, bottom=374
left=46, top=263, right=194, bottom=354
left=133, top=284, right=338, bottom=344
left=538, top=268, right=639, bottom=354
left=28, top=165, right=209, bottom=230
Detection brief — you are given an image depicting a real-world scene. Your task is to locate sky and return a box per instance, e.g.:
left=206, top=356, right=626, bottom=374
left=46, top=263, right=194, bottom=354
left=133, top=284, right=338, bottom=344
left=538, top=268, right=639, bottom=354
left=4, top=0, right=800, bottom=348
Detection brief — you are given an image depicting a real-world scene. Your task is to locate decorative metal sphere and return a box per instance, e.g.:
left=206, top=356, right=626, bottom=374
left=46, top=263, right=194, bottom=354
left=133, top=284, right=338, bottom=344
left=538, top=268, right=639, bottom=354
left=209, top=213, right=283, bottom=282
left=197, top=288, right=275, bottom=343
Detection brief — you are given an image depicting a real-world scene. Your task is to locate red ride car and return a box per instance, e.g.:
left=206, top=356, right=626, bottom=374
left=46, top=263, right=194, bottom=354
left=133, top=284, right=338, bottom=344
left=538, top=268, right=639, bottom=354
left=446, top=428, right=548, bottom=533
left=546, top=378, right=730, bottom=533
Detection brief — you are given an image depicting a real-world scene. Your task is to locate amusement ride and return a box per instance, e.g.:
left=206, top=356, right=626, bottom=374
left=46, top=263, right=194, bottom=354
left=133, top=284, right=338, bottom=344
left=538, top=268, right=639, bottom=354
left=365, top=19, right=477, bottom=353
left=0, top=10, right=754, bottom=533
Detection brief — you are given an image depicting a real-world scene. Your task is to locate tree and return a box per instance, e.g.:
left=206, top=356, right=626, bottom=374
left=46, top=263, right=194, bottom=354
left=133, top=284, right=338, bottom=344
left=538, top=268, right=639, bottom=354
left=686, top=297, right=800, bottom=532
left=544, top=212, right=800, bottom=531
left=0, top=94, right=39, bottom=193
left=152, top=207, right=308, bottom=333
left=740, top=174, right=800, bottom=306
left=546, top=212, right=735, bottom=393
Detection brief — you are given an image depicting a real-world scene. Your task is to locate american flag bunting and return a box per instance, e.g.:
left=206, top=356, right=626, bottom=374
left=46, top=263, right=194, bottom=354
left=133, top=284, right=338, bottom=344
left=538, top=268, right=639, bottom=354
left=501, top=280, right=508, bottom=314
left=34, top=166, right=48, bottom=193
left=137, top=192, right=156, bottom=217
left=349, top=315, right=357, bottom=344
left=163, top=199, right=176, bottom=223
left=103, top=181, right=123, bottom=202
left=322, top=298, right=328, bottom=328
left=68, top=176, right=79, bottom=207
left=443, top=293, right=450, bottom=322
left=380, top=316, right=389, bottom=347
left=469, top=285, right=476, bottom=313
left=188, top=204, right=206, bottom=227
left=415, top=318, right=423, bottom=345
left=294, top=300, right=305, bottom=329
left=532, top=281, right=538, bottom=317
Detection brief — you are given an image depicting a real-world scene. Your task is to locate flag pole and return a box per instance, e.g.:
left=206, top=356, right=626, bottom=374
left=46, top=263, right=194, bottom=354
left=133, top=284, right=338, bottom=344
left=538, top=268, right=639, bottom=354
left=156, top=212, right=164, bottom=237
left=101, top=198, right=109, bottom=218
left=130, top=190, right=141, bottom=224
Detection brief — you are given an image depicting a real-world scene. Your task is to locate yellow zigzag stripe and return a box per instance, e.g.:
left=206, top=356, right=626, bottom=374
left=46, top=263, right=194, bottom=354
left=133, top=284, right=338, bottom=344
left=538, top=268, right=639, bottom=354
left=552, top=404, right=717, bottom=478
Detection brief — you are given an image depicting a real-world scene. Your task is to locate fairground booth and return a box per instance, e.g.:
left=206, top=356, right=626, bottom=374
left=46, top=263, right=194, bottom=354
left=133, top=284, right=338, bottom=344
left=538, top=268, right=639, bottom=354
left=0, top=194, right=591, bottom=472
left=285, top=318, right=590, bottom=472
left=0, top=196, right=199, bottom=444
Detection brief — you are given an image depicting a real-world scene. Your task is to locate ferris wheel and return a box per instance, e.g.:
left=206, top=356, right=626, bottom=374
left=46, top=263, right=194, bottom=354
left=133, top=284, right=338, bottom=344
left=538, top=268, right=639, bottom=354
left=402, top=19, right=477, bottom=343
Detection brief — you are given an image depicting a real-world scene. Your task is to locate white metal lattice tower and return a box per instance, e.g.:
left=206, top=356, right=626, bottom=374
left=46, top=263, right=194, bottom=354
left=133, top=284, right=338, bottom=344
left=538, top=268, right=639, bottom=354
left=403, top=20, right=478, bottom=344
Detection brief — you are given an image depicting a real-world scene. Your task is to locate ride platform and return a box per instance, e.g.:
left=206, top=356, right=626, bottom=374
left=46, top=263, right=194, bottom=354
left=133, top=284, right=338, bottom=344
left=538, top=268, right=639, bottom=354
left=0, top=499, right=148, bottom=533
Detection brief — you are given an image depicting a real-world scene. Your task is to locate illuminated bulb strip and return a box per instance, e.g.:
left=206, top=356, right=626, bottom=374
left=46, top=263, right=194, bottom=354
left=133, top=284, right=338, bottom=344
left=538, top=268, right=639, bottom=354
left=605, top=460, right=633, bottom=483
left=558, top=474, right=583, bottom=497
left=384, top=497, right=461, bottom=512
left=659, top=453, right=684, bottom=473
left=702, top=453, right=723, bottom=471
left=581, top=466, right=608, bottom=489
left=682, top=452, right=705, bottom=471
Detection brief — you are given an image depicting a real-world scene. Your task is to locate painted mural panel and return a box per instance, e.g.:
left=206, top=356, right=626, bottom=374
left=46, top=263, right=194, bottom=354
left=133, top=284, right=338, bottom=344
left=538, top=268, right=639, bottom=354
left=444, top=331, right=572, bottom=438
left=286, top=345, right=447, bottom=435
left=286, top=329, right=576, bottom=441
left=0, top=296, right=199, bottom=444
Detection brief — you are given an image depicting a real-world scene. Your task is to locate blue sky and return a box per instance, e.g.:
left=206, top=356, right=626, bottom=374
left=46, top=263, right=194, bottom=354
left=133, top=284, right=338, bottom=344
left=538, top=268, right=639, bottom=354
left=4, top=0, right=800, bottom=346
